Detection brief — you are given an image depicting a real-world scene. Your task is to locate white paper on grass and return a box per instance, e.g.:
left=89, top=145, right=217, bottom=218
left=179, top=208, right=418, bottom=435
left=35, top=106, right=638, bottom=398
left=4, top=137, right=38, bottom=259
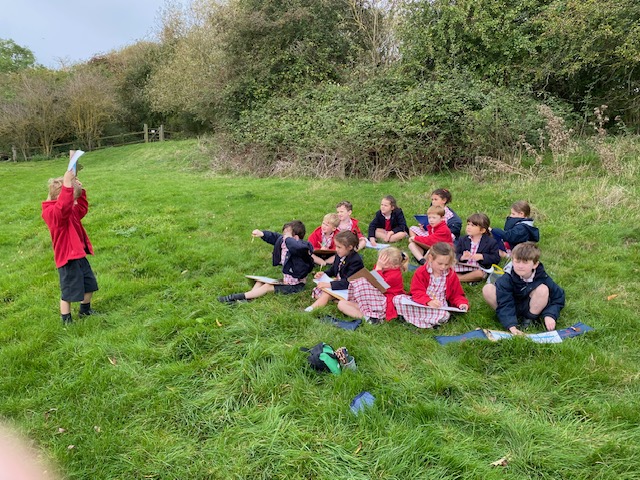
left=398, top=295, right=467, bottom=313
left=485, top=330, right=563, bottom=344
left=67, top=150, right=85, bottom=173
left=365, top=240, right=390, bottom=250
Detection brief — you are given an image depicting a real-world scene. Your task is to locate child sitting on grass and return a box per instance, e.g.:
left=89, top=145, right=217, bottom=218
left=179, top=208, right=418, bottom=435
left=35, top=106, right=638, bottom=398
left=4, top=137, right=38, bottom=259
left=491, top=200, right=539, bottom=257
left=368, top=195, right=408, bottom=246
left=304, top=231, right=364, bottom=312
left=482, top=242, right=565, bottom=334
left=337, top=247, right=408, bottom=324
left=218, top=220, right=314, bottom=303
left=454, top=213, right=500, bottom=284
left=411, top=188, right=462, bottom=240
left=42, top=154, right=98, bottom=325
left=408, top=205, right=453, bottom=265
left=336, top=200, right=367, bottom=251
left=393, top=242, right=469, bottom=328
left=308, top=213, right=340, bottom=267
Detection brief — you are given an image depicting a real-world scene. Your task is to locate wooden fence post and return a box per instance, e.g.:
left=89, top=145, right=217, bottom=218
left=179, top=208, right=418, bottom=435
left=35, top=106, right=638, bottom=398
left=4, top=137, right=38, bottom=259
left=159, top=125, right=164, bottom=142
left=144, top=124, right=149, bottom=143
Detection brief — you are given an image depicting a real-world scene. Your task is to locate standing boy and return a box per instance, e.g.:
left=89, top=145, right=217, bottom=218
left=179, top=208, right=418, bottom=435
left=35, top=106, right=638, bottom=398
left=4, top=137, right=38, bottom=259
left=482, top=242, right=565, bottom=334
left=42, top=153, right=98, bottom=324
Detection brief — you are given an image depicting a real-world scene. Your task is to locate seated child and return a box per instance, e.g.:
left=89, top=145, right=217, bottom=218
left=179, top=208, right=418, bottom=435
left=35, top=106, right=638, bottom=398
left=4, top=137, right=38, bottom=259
left=393, top=242, right=469, bottom=328
left=42, top=159, right=98, bottom=325
left=336, top=200, right=367, bottom=251
left=308, top=213, right=340, bottom=266
left=453, top=213, right=501, bottom=283
left=491, top=200, right=539, bottom=257
left=304, top=231, right=364, bottom=312
left=408, top=205, right=453, bottom=265
left=411, top=188, right=462, bottom=240
left=218, top=220, right=314, bottom=303
left=482, top=242, right=565, bottom=334
left=368, top=195, right=408, bottom=246
left=337, top=247, right=408, bottom=324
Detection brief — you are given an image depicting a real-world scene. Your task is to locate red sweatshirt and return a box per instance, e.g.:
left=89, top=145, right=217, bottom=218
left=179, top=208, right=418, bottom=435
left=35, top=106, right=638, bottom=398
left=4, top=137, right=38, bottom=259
left=413, top=220, right=453, bottom=248
left=42, top=186, right=94, bottom=268
left=378, top=268, right=406, bottom=320
left=308, top=226, right=336, bottom=250
left=409, top=265, right=469, bottom=310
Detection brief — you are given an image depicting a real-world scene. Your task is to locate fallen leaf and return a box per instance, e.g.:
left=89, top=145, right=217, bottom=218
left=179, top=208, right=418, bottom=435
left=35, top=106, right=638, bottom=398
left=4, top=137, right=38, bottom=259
left=44, top=408, right=57, bottom=420
left=57, top=428, right=66, bottom=434
left=67, top=445, right=75, bottom=450
left=108, top=356, right=117, bottom=366
left=354, top=442, right=363, bottom=455
left=216, top=319, right=222, bottom=327
left=607, top=294, right=618, bottom=301
left=181, top=270, right=188, bottom=275
left=93, top=426, right=101, bottom=433
left=491, top=456, right=509, bottom=467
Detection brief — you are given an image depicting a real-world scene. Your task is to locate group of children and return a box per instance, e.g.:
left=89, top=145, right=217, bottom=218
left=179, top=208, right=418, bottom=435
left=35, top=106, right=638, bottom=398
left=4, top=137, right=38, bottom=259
left=216, top=190, right=566, bottom=334
left=41, top=154, right=564, bottom=334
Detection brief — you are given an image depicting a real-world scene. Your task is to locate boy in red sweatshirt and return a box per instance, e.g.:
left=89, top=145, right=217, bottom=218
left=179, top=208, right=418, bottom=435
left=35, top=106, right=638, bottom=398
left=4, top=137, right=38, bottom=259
left=42, top=153, right=98, bottom=324
left=408, top=205, right=453, bottom=265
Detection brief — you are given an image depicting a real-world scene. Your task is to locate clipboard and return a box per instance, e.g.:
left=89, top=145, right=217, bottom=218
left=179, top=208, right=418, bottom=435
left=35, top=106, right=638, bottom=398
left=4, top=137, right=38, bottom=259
left=314, top=273, right=348, bottom=300
left=245, top=275, right=284, bottom=285
left=348, top=268, right=390, bottom=293
left=414, top=214, right=429, bottom=226
left=313, top=248, right=336, bottom=256
left=398, top=295, right=467, bottom=313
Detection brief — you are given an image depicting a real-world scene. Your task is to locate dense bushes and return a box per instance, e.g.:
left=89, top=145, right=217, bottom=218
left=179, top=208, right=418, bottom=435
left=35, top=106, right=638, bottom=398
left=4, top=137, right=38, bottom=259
left=212, top=73, right=553, bottom=178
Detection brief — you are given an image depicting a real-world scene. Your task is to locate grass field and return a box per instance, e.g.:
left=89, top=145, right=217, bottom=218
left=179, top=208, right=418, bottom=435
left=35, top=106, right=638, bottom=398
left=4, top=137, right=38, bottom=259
left=1, top=140, right=639, bottom=479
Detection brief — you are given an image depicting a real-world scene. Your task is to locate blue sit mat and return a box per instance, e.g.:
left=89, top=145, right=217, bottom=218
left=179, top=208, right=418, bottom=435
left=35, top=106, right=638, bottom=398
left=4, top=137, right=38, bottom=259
left=320, top=315, right=362, bottom=331
left=434, top=322, right=594, bottom=345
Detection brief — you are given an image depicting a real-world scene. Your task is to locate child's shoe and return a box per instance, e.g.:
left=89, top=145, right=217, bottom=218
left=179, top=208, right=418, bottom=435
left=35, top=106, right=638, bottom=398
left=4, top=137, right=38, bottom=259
left=79, top=303, right=95, bottom=317
left=364, top=316, right=381, bottom=325
left=304, top=306, right=314, bottom=312
left=217, top=293, right=246, bottom=304
left=61, top=313, right=73, bottom=325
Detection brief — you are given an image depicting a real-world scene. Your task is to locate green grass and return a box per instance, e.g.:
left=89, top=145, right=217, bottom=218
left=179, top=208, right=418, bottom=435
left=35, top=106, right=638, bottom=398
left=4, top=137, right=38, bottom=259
left=1, top=140, right=639, bottom=479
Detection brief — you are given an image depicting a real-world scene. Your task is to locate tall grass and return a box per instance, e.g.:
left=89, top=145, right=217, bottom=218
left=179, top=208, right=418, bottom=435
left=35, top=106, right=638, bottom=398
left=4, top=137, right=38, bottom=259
left=0, top=140, right=639, bottom=479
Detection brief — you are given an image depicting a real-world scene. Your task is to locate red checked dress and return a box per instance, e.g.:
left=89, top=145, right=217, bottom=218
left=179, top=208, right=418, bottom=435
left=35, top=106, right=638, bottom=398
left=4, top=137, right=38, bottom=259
left=347, top=268, right=406, bottom=320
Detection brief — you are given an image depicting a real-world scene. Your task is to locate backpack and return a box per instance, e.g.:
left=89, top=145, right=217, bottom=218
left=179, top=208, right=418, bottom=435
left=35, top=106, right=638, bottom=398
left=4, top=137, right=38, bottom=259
left=301, top=342, right=341, bottom=375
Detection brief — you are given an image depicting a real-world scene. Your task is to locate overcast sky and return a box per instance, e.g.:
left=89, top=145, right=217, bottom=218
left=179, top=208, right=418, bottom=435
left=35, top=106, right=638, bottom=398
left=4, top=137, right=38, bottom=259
left=1, top=0, right=167, bottom=68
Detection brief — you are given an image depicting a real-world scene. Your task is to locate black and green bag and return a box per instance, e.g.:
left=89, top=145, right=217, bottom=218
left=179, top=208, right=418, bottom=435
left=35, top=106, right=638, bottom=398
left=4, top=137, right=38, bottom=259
left=301, top=342, right=342, bottom=375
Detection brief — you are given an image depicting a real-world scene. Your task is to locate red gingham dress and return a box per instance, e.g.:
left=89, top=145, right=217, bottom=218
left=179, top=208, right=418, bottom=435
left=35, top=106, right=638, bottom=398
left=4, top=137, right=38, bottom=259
left=347, top=277, right=386, bottom=319
left=453, top=238, right=480, bottom=273
left=393, top=267, right=450, bottom=328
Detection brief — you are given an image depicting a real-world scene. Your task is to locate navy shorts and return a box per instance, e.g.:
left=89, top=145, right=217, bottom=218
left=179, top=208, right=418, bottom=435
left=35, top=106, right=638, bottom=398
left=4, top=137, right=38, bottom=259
left=274, top=283, right=306, bottom=295
left=58, top=257, right=98, bottom=302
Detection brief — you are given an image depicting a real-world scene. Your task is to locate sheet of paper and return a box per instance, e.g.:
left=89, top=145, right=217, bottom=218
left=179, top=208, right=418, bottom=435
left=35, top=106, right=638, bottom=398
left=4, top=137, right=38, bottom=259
left=365, top=240, right=390, bottom=250
left=321, top=288, right=349, bottom=301
left=398, top=296, right=466, bottom=313
left=245, top=275, right=284, bottom=285
left=314, top=273, right=334, bottom=284
left=67, top=150, right=85, bottom=173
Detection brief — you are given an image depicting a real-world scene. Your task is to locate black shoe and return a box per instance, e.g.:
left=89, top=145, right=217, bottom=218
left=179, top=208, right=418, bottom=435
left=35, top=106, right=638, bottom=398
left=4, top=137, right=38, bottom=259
left=62, top=314, right=73, bottom=325
left=365, top=316, right=382, bottom=325
left=79, top=309, right=96, bottom=317
left=217, top=293, right=246, bottom=303
left=520, top=318, right=532, bottom=330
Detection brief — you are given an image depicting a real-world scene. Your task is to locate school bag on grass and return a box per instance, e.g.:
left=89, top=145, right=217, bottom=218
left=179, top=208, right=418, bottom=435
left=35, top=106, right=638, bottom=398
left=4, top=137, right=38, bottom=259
left=300, top=343, right=356, bottom=374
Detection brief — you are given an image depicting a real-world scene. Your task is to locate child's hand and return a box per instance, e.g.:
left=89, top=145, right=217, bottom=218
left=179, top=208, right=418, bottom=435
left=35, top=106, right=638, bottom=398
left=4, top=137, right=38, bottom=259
left=508, top=326, right=524, bottom=335
left=458, top=304, right=468, bottom=312
left=461, top=251, right=472, bottom=261
left=369, top=238, right=377, bottom=247
left=251, top=229, right=264, bottom=238
left=316, top=282, right=331, bottom=289
left=314, top=271, right=325, bottom=279
left=63, top=169, right=75, bottom=187
left=427, top=299, right=442, bottom=308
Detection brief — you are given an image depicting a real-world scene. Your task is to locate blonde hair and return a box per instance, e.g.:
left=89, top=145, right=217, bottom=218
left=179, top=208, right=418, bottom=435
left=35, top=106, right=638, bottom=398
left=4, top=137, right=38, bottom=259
left=323, top=213, right=340, bottom=228
left=427, top=242, right=456, bottom=266
left=377, top=247, right=409, bottom=272
left=48, top=177, right=81, bottom=201
left=427, top=205, right=445, bottom=217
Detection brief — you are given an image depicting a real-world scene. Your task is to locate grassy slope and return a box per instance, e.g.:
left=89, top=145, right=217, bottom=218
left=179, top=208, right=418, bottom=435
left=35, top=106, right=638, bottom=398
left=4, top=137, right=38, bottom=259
left=0, top=140, right=639, bottom=479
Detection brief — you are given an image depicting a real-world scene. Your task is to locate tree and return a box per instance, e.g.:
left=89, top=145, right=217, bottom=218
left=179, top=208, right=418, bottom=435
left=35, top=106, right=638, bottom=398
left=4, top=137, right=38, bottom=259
left=0, top=39, right=36, bottom=73
left=63, top=67, right=119, bottom=150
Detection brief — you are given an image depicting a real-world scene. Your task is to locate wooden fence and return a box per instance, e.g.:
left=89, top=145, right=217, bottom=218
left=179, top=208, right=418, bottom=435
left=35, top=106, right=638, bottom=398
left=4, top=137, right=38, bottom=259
left=5, top=125, right=172, bottom=161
